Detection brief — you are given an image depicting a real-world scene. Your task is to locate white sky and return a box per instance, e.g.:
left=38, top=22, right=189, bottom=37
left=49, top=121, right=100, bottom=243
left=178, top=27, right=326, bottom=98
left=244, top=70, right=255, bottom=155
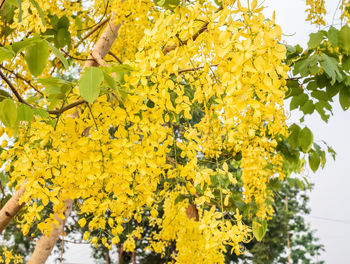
left=48, top=0, right=350, bottom=263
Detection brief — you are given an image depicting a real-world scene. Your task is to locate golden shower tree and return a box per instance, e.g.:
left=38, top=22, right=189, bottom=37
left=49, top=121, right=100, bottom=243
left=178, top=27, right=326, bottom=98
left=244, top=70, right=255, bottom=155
left=0, top=0, right=349, bottom=263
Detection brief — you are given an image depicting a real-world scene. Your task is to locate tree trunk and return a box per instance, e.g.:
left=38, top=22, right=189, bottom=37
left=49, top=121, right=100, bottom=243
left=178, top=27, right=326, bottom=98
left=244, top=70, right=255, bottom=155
left=105, top=249, right=111, bottom=264
left=131, top=250, right=136, bottom=264
left=0, top=183, right=25, bottom=234
left=27, top=200, right=73, bottom=264
left=117, top=244, right=124, bottom=264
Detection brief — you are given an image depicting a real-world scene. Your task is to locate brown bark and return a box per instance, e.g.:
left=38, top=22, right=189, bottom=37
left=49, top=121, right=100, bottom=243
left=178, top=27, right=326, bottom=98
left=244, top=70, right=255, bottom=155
left=105, top=249, right=111, bottom=264
left=84, top=12, right=122, bottom=68
left=131, top=251, right=136, bottom=264
left=0, top=183, right=25, bottom=234
left=27, top=200, right=73, bottom=264
left=117, top=244, right=124, bottom=264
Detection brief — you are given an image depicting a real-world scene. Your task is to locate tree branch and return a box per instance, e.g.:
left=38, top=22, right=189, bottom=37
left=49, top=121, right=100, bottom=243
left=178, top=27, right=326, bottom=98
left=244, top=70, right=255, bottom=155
left=0, top=65, right=44, bottom=96
left=0, top=183, right=26, bottom=234
left=0, top=69, right=31, bottom=106
left=163, top=6, right=223, bottom=55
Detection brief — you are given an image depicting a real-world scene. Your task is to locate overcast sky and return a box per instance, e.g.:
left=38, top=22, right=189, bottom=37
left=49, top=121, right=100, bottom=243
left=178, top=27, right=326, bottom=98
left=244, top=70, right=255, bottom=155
left=49, top=0, right=350, bottom=263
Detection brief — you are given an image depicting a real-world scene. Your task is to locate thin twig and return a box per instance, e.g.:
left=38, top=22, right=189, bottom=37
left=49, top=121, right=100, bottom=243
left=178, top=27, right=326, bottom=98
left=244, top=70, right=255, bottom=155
left=0, top=65, right=44, bottom=96
left=0, top=69, right=31, bottom=105
left=47, top=100, right=86, bottom=115
left=74, top=18, right=109, bottom=49
left=0, top=69, right=86, bottom=115
left=177, top=64, right=219, bottom=74
left=163, top=6, right=223, bottom=54
left=108, top=51, right=123, bottom=64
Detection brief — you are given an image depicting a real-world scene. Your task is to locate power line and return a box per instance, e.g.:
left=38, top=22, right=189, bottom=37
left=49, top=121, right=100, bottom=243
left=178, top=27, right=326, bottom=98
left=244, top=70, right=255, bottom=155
left=309, top=215, right=350, bottom=224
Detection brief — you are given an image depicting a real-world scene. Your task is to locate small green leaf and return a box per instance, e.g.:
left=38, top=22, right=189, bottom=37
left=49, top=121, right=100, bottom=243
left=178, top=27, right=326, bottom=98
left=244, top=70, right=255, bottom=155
left=290, top=93, right=308, bottom=110
left=57, top=15, right=70, bottom=30
left=339, top=25, right=350, bottom=55
left=319, top=54, right=342, bottom=84
left=79, top=67, right=104, bottom=104
left=309, top=150, right=320, bottom=172
left=17, top=0, right=22, bottom=22
left=0, top=90, right=11, bottom=102
left=17, top=104, right=34, bottom=121
left=0, top=99, right=17, bottom=129
left=55, top=28, right=71, bottom=48
left=0, top=47, right=15, bottom=63
left=342, top=55, right=350, bottom=72
left=301, top=100, right=315, bottom=115
left=33, top=108, right=49, bottom=118
left=252, top=220, right=267, bottom=242
left=11, top=38, right=34, bottom=54
left=339, top=85, right=350, bottom=110
left=45, top=40, right=69, bottom=69
left=298, top=127, right=313, bottom=153
left=24, top=40, right=50, bottom=77
left=103, top=71, right=117, bottom=91
left=288, top=124, right=301, bottom=149
left=308, top=31, right=325, bottom=49
left=327, top=26, right=339, bottom=47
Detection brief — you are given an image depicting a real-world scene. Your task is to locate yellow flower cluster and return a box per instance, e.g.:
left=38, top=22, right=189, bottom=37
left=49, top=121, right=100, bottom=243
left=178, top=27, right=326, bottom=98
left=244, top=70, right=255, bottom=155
left=0, top=248, right=23, bottom=264
left=341, top=0, right=350, bottom=23
left=305, top=0, right=326, bottom=25
left=3, top=0, right=289, bottom=262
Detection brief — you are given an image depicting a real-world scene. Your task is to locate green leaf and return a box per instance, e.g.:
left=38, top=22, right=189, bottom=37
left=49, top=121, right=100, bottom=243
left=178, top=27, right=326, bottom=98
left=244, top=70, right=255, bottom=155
left=29, top=0, right=46, bottom=26
left=55, top=28, right=71, bottom=48
left=103, top=71, right=117, bottom=91
left=24, top=40, right=50, bottom=77
left=310, top=90, right=329, bottom=101
left=293, top=55, right=320, bottom=76
left=252, top=220, right=267, bottom=242
left=319, top=54, right=342, bottom=84
left=37, top=77, right=71, bottom=86
left=11, top=38, right=34, bottom=54
left=326, top=82, right=341, bottom=98
left=0, top=90, right=11, bottom=102
left=309, top=150, right=320, bottom=172
left=0, top=99, right=17, bottom=129
left=111, top=64, right=133, bottom=83
left=33, top=108, right=49, bottom=119
left=79, top=67, right=104, bottom=104
left=57, top=15, right=70, bottom=30
left=17, top=0, right=22, bottom=22
left=0, top=47, right=15, bottom=63
left=285, top=79, right=302, bottom=98
left=308, top=31, right=325, bottom=49
left=339, top=24, right=350, bottom=55
left=315, top=102, right=330, bottom=122
left=342, top=55, right=350, bottom=72
left=328, top=26, right=339, bottom=47
left=45, top=40, right=69, bottom=69
left=290, top=93, right=308, bottom=110
left=17, top=104, right=34, bottom=121
left=301, top=100, right=315, bottom=115
left=298, top=127, right=313, bottom=153
left=288, top=124, right=301, bottom=149
left=339, top=85, right=350, bottom=110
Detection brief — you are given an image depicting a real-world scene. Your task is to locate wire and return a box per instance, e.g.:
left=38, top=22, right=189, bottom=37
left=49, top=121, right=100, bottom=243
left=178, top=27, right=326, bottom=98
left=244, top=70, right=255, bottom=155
left=309, top=215, right=350, bottom=224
